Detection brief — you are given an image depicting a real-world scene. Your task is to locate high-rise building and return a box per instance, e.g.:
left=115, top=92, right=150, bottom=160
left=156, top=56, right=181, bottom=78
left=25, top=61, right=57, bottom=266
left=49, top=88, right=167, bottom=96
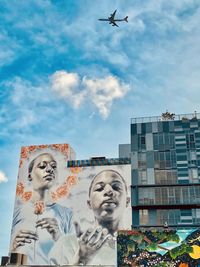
left=130, top=112, right=200, bottom=227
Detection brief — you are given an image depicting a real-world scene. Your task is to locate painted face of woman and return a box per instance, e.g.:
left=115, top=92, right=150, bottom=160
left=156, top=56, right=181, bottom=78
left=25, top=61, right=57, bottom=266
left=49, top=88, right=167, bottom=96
left=29, top=153, right=57, bottom=191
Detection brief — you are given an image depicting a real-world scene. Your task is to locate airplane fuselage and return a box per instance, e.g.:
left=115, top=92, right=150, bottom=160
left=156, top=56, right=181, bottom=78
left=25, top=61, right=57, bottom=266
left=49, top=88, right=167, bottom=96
left=98, top=10, right=128, bottom=27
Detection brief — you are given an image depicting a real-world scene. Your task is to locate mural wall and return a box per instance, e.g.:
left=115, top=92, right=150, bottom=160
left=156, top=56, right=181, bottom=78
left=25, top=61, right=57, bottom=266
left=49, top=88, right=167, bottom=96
left=9, top=144, right=131, bottom=265
left=117, top=229, right=200, bottom=267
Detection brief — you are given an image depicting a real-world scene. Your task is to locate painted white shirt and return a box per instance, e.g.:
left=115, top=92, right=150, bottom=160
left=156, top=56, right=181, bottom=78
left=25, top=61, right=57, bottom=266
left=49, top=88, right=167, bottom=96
left=10, top=202, right=74, bottom=265
left=49, top=233, right=116, bottom=265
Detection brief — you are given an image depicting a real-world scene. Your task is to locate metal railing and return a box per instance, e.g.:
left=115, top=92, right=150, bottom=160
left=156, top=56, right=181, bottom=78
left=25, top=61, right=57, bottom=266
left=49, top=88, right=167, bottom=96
left=131, top=112, right=200, bottom=124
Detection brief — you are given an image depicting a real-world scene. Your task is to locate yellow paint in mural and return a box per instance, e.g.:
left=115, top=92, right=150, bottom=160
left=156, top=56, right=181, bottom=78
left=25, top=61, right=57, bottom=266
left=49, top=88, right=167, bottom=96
left=189, top=245, right=200, bottom=259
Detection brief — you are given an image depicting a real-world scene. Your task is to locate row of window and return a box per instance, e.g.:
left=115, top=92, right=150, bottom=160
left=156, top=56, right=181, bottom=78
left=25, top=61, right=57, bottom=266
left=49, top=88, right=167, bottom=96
left=138, top=151, right=177, bottom=169
left=137, top=169, right=199, bottom=185
left=138, top=151, right=199, bottom=171
left=137, top=133, right=199, bottom=151
left=138, top=186, right=200, bottom=205
left=138, top=170, right=178, bottom=184
left=139, top=209, right=200, bottom=225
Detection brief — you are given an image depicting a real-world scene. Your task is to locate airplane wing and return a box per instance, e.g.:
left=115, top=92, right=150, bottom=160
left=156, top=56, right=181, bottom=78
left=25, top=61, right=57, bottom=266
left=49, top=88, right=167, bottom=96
left=109, top=9, right=117, bottom=20
left=112, top=21, right=119, bottom=27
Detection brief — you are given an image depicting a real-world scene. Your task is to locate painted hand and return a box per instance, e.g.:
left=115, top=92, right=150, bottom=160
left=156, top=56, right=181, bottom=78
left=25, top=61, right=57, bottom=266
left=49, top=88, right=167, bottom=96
left=36, top=218, right=61, bottom=241
left=77, top=226, right=111, bottom=264
left=12, top=230, right=38, bottom=251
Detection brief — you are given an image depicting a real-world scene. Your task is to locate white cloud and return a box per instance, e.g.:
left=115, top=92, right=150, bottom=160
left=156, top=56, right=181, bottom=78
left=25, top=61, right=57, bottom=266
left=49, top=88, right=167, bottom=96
left=83, top=76, right=129, bottom=118
left=51, top=71, right=130, bottom=119
left=51, top=71, right=85, bottom=108
left=0, top=171, right=8, bottom=183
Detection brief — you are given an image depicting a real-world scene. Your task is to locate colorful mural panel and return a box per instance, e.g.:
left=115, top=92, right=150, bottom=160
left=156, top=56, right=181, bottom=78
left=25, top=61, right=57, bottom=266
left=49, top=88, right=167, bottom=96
left=9, top=145, right=131, bottom=265
left=117, top=229, right=200, bottom=267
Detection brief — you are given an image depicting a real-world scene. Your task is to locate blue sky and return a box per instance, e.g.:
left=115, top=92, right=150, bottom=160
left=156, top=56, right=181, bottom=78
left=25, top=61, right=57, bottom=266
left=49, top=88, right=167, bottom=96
left=0, top=0, right=200, bottom=258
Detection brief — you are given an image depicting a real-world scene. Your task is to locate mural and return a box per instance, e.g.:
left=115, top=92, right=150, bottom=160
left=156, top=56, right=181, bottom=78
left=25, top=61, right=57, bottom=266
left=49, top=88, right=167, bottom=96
left=9, top=144, right=77, bottom=265
left=49, top=164, right=132, bottom=265
left=10, top=145, right=131, bottom=265
left=117, top=229, right=200, bottom=267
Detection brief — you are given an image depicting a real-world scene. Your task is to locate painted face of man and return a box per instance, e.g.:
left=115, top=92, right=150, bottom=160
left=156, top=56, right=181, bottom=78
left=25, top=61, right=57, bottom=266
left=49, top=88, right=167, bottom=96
left=88, top=170, right=129, bottom=222
left=29, top=153, right=57, bottom=191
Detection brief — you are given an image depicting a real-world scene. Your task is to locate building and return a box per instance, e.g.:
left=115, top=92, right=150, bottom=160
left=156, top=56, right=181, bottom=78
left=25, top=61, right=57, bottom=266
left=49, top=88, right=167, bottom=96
left=130, top=112, right=200, bottom=227
left=118, top=144, right=131, bottom=158
left=5, top=143, right=131, bottom=266
left=3, top=113, right=200, bottom=266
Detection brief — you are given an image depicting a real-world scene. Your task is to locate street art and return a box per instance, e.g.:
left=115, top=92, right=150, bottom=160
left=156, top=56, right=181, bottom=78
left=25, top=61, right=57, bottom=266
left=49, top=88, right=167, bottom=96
left=117, top=229, right=200, bottom=267
left=9, top=144, right=76, bottom=265
left=9, top=145, right=131, bottom=265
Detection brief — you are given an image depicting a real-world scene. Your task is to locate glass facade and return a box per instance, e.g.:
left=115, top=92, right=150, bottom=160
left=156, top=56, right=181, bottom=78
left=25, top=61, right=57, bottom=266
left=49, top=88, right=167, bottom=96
left=139, top=209, right=200, bottom=226
left=137, top=185, right=200, bottom=205
left=131, top=114, right=200, bottom=227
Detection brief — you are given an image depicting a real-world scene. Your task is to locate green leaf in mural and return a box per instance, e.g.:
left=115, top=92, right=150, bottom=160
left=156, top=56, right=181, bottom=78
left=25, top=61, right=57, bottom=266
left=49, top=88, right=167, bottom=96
left=146, top=242, right=158, bottom=251
left=169, top=243, right=192, bottom=259
left=127, top=243, right=135, bottom=252
left=138, top=241, right=146, bottom=250
left=129, top=234, right=143, bottom=243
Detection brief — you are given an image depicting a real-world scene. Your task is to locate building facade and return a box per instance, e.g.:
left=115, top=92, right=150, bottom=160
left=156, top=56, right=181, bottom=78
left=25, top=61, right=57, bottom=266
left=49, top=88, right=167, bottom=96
left=130, top=113, right=200, bottom=227
left=7, top=143, right=131, bottom=266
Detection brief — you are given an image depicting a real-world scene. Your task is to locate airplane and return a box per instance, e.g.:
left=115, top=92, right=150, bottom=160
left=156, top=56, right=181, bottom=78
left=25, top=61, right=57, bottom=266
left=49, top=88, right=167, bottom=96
left=99, top=10, right=128, bottom=27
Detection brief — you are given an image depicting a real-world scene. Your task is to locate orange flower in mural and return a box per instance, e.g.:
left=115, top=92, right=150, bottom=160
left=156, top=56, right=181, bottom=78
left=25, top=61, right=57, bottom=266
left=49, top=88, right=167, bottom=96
left=16, top=182, right=24, bottom=196
left=51, top=175, right=77, bottom=201
left=70, top=167, right=82, bottom=174
left=34, top=201, right=45, bottom=215
left=51, top=144, right=61, bottom=150
left=38, top=145, right=48, bottom=149
left=22, top=191, right=32, bottom=202
left=179, top=263, right=189, bottom=267
left=67, top=175, right=77, bottom=186
left=60, top=144, right=69, bottom=155
left=56, top=184, right=69, bottom=198
left=28, top=145, right=37, bottom=153
left=20, top=147, right=28, bottom=159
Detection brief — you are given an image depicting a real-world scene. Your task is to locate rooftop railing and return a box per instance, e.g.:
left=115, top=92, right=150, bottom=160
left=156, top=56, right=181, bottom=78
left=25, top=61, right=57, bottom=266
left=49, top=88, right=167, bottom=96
left=131, top=112, right=200, bottom=124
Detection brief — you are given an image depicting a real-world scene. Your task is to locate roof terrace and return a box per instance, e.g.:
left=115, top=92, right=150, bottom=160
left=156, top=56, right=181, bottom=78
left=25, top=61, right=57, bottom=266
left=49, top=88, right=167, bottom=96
left=131, top=112, right=200, bottom=124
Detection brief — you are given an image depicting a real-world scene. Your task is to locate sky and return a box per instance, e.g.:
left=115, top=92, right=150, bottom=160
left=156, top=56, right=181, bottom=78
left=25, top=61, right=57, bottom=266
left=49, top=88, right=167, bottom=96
left=0, top=0, right=200, bottom=258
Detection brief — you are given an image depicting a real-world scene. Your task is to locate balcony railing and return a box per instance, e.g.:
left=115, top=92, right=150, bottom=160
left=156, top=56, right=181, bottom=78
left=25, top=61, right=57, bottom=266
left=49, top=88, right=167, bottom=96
left=131, top=112, right=200, bottom=124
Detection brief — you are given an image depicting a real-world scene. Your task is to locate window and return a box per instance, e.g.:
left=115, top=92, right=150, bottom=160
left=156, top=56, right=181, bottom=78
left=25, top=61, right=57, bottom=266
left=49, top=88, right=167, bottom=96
left=195, top=209, right=200, bottom=218
left=138, top=152, right=146, bottom=169
left=189, top=168, right=199, bottom=183
left=155, top=170, right=177, bottom=185
left=138, top=135, right=146, bottom=150
left=140, top=210, right=149, bottom=225
left=181, top=187, right=189, bottom=204
left=189, top=151, right=197, bottom=160
left=180, top=210, right=192, bottom=216
left=138, top=170, right=147, bottom=184
left=153, top=133, right=175, bottom=151
left=157, top=210, right=180, bottom=225
left=168, top=188, right=176, bottom=204
left=154, top=151, right=176, bottom=169
left=188, top=150, right=197, bottom=166
left=138, top=188, right=155, bottom=204
left=186, top=133, right=195, bottom=149
left=141, top=136, right=146, bottom=144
